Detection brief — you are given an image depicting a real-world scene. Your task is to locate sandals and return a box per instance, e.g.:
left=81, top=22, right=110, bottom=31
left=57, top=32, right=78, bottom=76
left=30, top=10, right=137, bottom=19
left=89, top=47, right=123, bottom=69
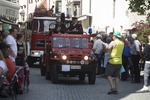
left=107, top=88, right=118, bottom=95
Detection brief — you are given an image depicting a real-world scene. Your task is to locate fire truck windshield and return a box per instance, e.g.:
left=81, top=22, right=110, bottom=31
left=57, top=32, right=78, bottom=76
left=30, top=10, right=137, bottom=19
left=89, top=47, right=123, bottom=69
left=53, top=37, right=88, bottom=48
left=33, top=19, right=56, bottom=33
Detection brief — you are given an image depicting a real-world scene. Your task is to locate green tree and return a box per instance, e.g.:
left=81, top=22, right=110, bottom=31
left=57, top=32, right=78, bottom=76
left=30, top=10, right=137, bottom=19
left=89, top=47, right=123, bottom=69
left=126, top=0, right=150, bottom=43
left=126, top=0, right=150, bottom=17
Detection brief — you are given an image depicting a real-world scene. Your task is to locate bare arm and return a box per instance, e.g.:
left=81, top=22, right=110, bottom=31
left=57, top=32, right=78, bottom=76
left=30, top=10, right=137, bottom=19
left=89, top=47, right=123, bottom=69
left=104, top=41, right=116, bottom=52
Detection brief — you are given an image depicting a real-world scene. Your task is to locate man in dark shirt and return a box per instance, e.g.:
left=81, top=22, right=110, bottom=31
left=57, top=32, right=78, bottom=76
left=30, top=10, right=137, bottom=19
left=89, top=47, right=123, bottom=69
left=69, top=17, right=83, bottom=34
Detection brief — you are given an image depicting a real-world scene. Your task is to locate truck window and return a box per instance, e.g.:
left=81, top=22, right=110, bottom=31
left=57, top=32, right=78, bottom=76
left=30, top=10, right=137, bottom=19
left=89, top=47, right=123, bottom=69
left=53, top=37, right=88, bottom=48
left=44, top=20, right=55, bottom=32
left=33, top=19, right=56, bottom=33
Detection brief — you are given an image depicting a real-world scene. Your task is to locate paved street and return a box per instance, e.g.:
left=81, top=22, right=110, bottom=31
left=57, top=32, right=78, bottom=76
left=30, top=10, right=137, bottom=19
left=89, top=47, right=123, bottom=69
left=1, top=68, right=150, bottom=100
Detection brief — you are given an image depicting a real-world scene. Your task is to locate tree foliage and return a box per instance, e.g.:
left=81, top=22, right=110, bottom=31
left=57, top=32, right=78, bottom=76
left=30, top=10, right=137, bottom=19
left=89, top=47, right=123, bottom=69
left=126, top=0, right=150, bottom=18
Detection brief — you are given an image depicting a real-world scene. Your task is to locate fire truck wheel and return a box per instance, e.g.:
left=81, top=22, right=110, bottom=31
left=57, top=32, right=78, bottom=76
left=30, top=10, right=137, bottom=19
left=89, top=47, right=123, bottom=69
left=51, top=64, right=59, bottom=84
left=40, top=56, right=45, bottom=76
left=40, top=66, right=46, bottom=76
left=88, top=69, right=96, bottom=84
left=79, top=73, right=85, bottom=81
left=45, top=72, right=51, bottom=80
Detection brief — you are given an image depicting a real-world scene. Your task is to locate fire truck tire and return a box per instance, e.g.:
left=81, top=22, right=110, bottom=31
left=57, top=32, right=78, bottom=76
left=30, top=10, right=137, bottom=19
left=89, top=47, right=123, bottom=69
left=40, top=57, right=45, bottom=76
left=88, top=69, right=96, bottom=84
left=45, top=72, right=51, bottom=80
left=40, top=66, right=45, bottom=76
left=79, top=73, right=85, bottom=81
left=51, top=64, right=59, bottom=84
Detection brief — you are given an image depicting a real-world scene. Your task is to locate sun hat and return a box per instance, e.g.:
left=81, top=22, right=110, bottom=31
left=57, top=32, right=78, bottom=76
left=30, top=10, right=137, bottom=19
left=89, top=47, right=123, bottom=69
left=113, top=32, right=122, bottom=38
left=131, top=34, right=137, bottom=39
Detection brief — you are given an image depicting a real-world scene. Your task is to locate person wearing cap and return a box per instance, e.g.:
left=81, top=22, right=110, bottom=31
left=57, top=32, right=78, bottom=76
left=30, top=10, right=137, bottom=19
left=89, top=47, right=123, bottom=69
left=121, top=32, right=131, bottom=81
left=130, top=33, right=141, bottom=83
left=58, top=38, right=64, bottom=47
left=73, top=38, right=80, bottom=48
left=69, top=17, right=83, bottom=34
left=105, top=32, right=124, bottom=95
left=140, top=33, right=150, bottom=92
left=92, top=34, right=104, bottom=74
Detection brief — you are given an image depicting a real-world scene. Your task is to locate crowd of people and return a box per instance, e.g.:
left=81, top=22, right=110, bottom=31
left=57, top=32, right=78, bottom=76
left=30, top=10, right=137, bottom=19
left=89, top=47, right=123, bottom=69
left=91, top=30, right=150, bottom=94
left=0, top=27, right=29, bottom=97
left=1, top=25, right=149, bottom=96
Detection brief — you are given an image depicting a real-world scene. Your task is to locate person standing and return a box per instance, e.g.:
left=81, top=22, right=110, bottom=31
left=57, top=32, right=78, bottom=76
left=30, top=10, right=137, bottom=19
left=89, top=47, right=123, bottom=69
left=105, top=32, right=124, bottom=95
left=130, top=33, right=141, bottom=83
left=140, top=33, right=150, bottom=92
left=3, top=28, right=18, bottom=62
left=1, top=45, right=16, bottom=83
left=69, top=17, right=83, bottom=34
left=92, top=34, right=104, bottom=74
left=121, top=32, right=131, bottom=81
left=15, top=34, right=26, bottom=66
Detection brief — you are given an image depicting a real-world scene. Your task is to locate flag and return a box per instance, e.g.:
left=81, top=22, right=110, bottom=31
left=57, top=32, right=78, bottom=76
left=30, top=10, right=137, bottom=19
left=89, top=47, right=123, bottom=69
left=33, top=5, right=38, bottom=17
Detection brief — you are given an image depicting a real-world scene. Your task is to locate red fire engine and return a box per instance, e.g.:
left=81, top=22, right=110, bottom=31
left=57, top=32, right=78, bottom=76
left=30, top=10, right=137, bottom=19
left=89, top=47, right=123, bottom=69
left=27, top=10, right=97, bottom=84
left=40, top=14, right=97, bottom=84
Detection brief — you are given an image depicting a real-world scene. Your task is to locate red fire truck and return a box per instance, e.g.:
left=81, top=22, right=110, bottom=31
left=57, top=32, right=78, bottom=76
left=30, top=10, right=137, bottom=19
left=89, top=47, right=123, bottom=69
left=27, top=10, right=97, bottom=84
left=40, top=15, right=97, bottom=84
left=27, top=16, right=57, bottom=67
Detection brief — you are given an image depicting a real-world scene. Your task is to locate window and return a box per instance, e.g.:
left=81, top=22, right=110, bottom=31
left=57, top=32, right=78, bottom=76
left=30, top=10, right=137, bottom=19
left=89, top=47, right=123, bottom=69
left=56, top=1, right=61, bottom=13
left=29, top=0, right=33, bottom=3
left=21, top=15, right=25, bottom=21
left=53, top=37, right=88, bottom=48
left=33, top=19, right=56, bottom=33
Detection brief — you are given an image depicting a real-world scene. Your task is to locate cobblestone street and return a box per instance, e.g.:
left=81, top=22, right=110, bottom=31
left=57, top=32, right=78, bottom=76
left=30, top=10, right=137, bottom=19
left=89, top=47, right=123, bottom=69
left=1, top=68, right=150, bottom=100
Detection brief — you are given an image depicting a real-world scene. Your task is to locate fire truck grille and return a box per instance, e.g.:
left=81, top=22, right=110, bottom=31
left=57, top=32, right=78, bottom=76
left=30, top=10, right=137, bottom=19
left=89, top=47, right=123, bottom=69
left=36, top=39, right=45, bottom=48
left=69, top=55, right=82, bottom=60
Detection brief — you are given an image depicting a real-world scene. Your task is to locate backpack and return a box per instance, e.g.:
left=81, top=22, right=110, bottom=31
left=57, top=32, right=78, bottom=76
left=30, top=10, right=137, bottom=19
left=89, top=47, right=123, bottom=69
left=123, top=41, right=131, bottom=57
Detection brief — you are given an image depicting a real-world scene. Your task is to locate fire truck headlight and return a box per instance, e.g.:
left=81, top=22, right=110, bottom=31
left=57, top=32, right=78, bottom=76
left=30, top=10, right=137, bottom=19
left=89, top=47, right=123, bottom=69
left=54, top=55, right=57, bottom=58
left=84, top=56, right=88, bottom=60
left=62, top=55, right=67, bottom=60
left=32, top=51, right=39, bottom=56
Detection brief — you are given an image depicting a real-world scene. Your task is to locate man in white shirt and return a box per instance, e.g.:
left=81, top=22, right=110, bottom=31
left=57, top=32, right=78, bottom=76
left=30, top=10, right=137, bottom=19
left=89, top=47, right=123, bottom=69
left=92, top=34, right=104, bottom=74
left=4, top=28, right=18, bottom=62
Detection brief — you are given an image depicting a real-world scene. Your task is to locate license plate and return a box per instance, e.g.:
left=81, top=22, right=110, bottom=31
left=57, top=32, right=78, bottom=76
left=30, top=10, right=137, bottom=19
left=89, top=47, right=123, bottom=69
left=71, top=65, right=81, bottom=69
left=62, top=65, right=70, bottom=71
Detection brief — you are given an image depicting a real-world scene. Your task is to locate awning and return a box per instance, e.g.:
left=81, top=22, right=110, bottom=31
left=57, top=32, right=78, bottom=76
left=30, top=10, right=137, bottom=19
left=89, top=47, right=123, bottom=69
left=78, top=14, right=92, bottom=21
left=0, top=18, right=18, bottom=26
left=78, top=14, right=92, bottom=28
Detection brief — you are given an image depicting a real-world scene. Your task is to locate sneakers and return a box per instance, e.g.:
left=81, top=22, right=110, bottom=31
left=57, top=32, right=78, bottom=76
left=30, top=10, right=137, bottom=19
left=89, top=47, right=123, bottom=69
left=107, top=89, right=118, bottom=95
left=140, top=86, right=149, bottom=92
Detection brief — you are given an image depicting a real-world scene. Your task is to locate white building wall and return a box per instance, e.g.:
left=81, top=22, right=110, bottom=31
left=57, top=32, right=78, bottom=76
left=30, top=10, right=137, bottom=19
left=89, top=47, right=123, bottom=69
left=81, top=0, right=147, bottom=34
left=0, top=0, right=20, bottom=19
left=128, top=13, right=147, bottom=28
left=114, top=0, right=129, bottom=32
left=91, top=0, right=113, bottom=33
left=81, top=0, right=90, bottom=15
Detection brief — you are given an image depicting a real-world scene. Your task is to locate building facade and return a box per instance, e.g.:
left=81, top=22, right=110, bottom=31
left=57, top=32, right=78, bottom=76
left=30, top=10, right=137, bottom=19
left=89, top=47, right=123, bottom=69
left=0, top=0, right=20, bottom=30
left=18, top=0, right=147, bottom=34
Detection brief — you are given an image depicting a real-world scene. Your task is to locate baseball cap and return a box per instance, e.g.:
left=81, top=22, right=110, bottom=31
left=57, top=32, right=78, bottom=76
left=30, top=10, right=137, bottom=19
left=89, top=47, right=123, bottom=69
left=113, top=32, right=122, bottom=38
left=131, top=34, right=137, bottom=39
